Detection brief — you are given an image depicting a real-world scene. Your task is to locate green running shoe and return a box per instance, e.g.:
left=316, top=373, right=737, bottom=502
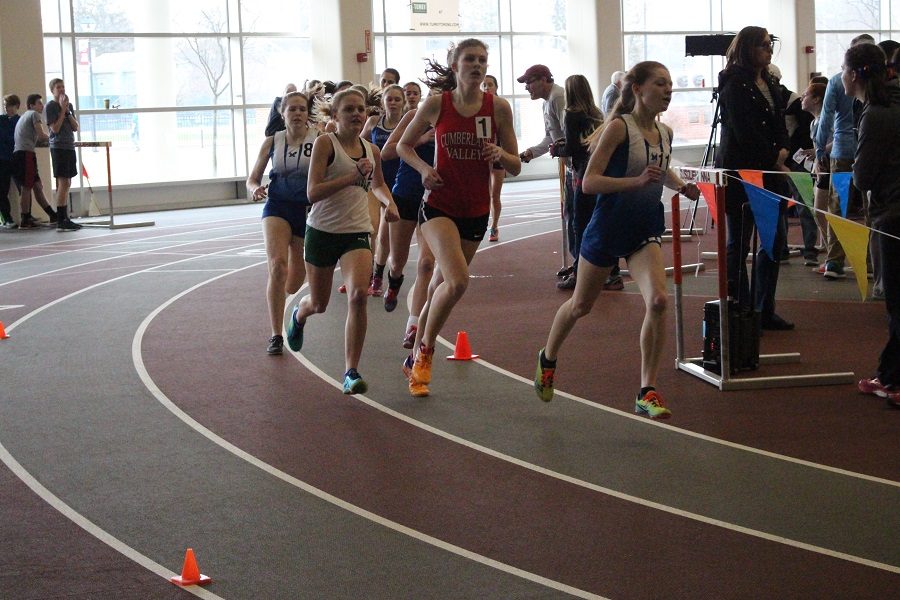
left=286, top=306, right=305, bottom=352
left=534, top=349, right=555, bottom=402
left=343, top=369, right=368, bottom=395
left=635, top=389, right=671, bottom=419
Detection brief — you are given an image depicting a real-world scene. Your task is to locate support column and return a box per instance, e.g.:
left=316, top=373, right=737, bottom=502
left=311, top=0, right=375, bottom=85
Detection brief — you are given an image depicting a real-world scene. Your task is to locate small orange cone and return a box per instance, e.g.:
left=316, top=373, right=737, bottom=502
left=0, top=322, right=8, bottom=340
left=447, top=331, right=479, bottom=360
left=170, top=548, right=211, bottom=586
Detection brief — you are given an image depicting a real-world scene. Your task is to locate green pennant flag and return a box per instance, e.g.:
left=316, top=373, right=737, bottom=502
left=787, top=172, right=815, bottom=209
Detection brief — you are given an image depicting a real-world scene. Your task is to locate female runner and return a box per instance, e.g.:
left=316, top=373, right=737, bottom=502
left=481, top=74, right=505, bottom=242
left=361, top=84, right=405, bottom=296
left=247, top=91, right=318, bottom=355
left=286, top=89, right=399, bottom=394
left=534, top=61, right=699, bottom=418
left=380, top=101, right=437, bottom=345
left=397, top=39, right=521, bottom=397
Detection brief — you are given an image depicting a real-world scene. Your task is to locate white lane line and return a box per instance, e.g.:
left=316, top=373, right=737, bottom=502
left=0, top=220, right=259, bottom=268
left=282, top=228, right=900, bottom=574
left=0, top=231, right=261, bottom=289
left=0, top=215, right=258, bottom=255
left=0, top=443, right=225, bottom=600
left=0, top=240, right=267, bottom=597
left=130, top=265, right=603, bottom=600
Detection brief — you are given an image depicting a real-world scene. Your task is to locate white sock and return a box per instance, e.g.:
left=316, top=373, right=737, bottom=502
left=406, top=315, right=418, bottom=329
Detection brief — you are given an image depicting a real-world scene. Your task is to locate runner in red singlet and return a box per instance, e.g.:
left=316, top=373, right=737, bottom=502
left=397, top=38, right=521, bottom=397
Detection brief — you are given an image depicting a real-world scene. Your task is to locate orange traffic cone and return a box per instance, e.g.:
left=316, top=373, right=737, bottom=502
left=0, top=322, right=7, bottom=340
left=447, top=331, right=479, bottom=360
left=170, top=548, right=211, bottom=586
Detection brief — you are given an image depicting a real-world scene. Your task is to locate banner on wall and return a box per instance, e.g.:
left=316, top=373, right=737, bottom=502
left=410, top=0, right=460, bottom=32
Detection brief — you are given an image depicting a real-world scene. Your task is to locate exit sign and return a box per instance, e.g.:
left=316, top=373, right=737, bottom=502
left=411, top=2, right=427, bottom=13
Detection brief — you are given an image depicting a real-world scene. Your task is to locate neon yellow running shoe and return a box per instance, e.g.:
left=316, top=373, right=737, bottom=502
left=534, top=349, right=555, bottom=402
left=635, top=389, right=671, bottom=419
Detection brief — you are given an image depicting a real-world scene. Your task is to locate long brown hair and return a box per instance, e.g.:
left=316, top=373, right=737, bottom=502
left=724, top=26, right=769, bottom=73
left=564, top=75, right=603, bottom=145
left=422, top=38, right=489, bottom=92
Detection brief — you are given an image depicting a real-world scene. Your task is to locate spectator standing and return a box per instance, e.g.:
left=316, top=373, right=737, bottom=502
left=1, top=94, right=21, bottom=228
left=517, top=64, right=571, bottom=273
left=44, top=78, right=81, bottom=231
left=12, top=93, right=56, bottom=228
left=845, top=43, right=900, bottom=408
left=814, top=34, right=875, bottom=279
left=601, top=71, right=625, bottom=117
left=553, top=74, right=604, bottom=290
left=715, top=26, right=793, bottom=331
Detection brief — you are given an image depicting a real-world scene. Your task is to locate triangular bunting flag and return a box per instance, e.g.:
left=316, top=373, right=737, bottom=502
left=787, top=172, right=815, bottom=209
left=824, top=213, right=869, bottom=301
left=741, top=181, right=781, bottom=258
left=831, top=172, right=852, bottom=217
left=738, top=169, right=765, bottom=189
left=697, top=182, right=718, bottom=223
left=81, top=164, right=89, bottom=178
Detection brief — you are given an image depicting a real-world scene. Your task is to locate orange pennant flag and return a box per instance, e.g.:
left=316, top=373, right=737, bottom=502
left=697, top=182, right=718, bottom=223
left=738, top=169, right=765, bottom=190
left=825, top=213, right=870, bottom=301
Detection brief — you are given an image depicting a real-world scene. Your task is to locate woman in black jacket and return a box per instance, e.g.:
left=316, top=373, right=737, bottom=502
left=846, top=43, right=900, bottom=407
left=715, top=26, right=793, bottom=330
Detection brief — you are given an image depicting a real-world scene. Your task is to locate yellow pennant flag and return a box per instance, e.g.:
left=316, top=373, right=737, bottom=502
left=825, top=213, right=870, bottom=300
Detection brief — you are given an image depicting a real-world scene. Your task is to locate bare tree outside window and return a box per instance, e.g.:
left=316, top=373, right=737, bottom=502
left=179, top=9, right=230, bottom=173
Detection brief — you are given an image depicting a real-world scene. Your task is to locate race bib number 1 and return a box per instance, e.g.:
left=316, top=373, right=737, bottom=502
left=474, top=116, right=492, bottom=139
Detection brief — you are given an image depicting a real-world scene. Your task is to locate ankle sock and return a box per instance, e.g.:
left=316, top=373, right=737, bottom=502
left=540, top=350, right=557, bottom=368
left=373, top=263, right=385, bottom=279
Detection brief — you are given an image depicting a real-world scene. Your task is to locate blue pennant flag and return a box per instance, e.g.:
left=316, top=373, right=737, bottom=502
left=831, top=172, right=852, bottom=217
left=741, top=181, right=781, bottom=258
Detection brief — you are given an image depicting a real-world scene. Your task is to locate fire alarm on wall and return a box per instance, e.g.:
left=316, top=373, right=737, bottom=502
left=356, top=52, right=368, bottom=63
left=805, top=45, right=815, bottom=54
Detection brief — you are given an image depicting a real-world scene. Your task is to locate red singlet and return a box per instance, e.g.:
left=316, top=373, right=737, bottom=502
left=425, top=91, right=496, bottom=218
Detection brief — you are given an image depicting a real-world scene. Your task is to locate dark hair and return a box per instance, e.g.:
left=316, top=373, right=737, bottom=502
left=809, top=75, right=829, bottom=85
left=48, top=78, right=63, bottom=92
left=403, top=81, right=421, bottom=92
left=483, top=74, right=498, bottom=89
left=280, top=91, right=309, bottom=115
left=725, top=26, right=769, bottom=74
left=336, top=80, right=353, bottom=91
left=878, top=40, right=900, bottom=62
left=422, top=38, right=489, bottom=92
left=844, top=43, right=890, bottom=105
left=804, top=82, right=826, bottom=102
left=26, top=93, right=42, bottom=108
left=381, top=68, right=400, bottom=83
left=851, top=33, right=876, bottom=46
left=589, top=61, right=668, bottom=148
left=3, top=94, right=21, bottom=108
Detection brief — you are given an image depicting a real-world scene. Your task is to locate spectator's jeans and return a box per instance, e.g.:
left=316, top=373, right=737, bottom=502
left=826, top=157, right=855, bottom=266
left=725, top=177, right=786, bottom=319
left=564, top=167, right=576, bottom=262
left=876, top=215, right=900, bottom=384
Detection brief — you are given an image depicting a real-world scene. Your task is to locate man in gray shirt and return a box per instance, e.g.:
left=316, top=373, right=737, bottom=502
left=44, top=78, right=81, bottom=230
left=517, top=65, right=575, bottom=282
left=12, top=93, right=56, bottom=228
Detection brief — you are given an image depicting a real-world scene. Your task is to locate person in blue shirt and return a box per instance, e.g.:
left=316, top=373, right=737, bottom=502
left=814, top=33, right=874, bottom=279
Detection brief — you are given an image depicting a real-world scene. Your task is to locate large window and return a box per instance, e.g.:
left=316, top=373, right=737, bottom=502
left=815, top=0, right=897, bottom=77
left=41, top=0, right=311, bottom=186
left=623, top=0, right=770, bottom=146
left=372, top=0, right=568, bottom=158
